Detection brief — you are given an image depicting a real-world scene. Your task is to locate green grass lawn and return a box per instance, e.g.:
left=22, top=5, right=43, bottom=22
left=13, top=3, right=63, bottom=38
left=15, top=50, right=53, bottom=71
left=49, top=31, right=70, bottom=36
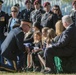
left=0, top=71, right=76, bottom=75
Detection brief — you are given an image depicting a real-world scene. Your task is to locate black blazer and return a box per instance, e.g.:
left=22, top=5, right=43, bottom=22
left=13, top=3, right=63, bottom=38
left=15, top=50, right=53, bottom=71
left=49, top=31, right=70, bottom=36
left=52, top=23, right=76, bottom=55
left=1, top=27, right=25, bottom=60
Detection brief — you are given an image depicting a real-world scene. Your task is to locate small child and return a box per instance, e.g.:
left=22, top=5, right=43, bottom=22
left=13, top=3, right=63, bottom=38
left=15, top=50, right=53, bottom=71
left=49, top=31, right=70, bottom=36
left=32, top=31, right=42, bottom=72
left=46, top=28, right=56, bottom=48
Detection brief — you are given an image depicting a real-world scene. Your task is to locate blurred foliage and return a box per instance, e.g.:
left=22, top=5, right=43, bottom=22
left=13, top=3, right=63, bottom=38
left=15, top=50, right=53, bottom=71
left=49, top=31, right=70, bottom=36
left=61, top=0, right=73, bottom=3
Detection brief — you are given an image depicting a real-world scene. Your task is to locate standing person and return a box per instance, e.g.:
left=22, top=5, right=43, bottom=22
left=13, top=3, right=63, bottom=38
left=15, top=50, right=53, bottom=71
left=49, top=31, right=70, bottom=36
left=41, top=2, right=58, bottom=29
left=0, top=19, right=31, bottom=72
left=20, top=0, right=34, bottom=21
left=70, top=0, right=76, bottom=25
left=44, top=15, right=76, bottom=74
left=52, top=5, right=62, bottom=20
left=0, top=0, right=9, bottom=65
left=30, top=0, right=45, bottom=24
left=8, top=6, right=20, bottom=32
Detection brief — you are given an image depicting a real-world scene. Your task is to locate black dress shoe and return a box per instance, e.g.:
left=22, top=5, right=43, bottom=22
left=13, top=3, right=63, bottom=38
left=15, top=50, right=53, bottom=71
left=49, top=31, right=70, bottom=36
left=33, top=67, right=41, bottom=72
left=43, top=69, right=53, bottom=74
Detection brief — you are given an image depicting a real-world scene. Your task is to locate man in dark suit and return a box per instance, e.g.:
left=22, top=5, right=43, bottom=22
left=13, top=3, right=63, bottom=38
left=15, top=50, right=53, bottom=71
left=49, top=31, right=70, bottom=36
left=44, top=15, right=76, bottom=74
left=0, top=0, right=9, bottom=66
left=0, top=19, right=31, bottom=72
left=30, top=0, right=45, bottom=24
left=41, top=2, right=58, bottom=29
left=20, top=0, right=34, bottom=21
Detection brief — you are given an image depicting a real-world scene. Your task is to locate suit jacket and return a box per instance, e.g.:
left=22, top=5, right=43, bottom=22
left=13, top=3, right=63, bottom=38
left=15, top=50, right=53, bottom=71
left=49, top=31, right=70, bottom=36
left=1, top=27, right=25, bottom=60
left=52, top=23, right=76, bottom=54
left=51, top=24, right=76, bottom=73
left=41, top=11, right=58, bottom=29
left=30, top=9, right=45, bottom=23
left=20, top=8, right=34, bottom=21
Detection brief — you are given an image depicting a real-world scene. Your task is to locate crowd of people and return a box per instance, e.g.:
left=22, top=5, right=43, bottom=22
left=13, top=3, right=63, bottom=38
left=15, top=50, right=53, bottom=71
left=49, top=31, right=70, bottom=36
left=0, top=0, right=76, bottom=74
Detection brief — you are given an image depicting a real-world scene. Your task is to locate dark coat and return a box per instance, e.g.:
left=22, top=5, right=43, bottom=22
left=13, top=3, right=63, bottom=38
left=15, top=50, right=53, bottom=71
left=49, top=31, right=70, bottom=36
left=52, top=24, right=76, bottom=52
left=45, top=23, right=76, bottom=73
left=20, top=8, right=34, bottom=21
left=0, top=11, right=9, bottom=38
left=41, top=11, right=58, bottom=29
left=1, top=27, right=25, bottom=60
left=30, top=9, right=45, bottom=23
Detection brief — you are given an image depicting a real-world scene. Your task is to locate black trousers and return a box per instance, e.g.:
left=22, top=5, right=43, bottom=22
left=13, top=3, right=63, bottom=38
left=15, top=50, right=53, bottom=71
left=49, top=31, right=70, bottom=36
left=44, top=47, right=75, bottom=73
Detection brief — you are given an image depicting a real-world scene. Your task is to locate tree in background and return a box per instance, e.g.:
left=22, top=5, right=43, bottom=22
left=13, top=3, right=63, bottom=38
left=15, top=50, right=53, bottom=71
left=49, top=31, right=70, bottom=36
left=61, top=0, right=73, bottom=3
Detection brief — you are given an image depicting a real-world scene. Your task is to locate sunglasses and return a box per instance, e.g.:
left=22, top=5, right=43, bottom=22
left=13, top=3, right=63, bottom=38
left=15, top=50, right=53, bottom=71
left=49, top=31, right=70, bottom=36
left=11, top=11, right=17, bottom=12
left=74, top=3, right=76, bottom=5
left=53, top=9, right=58, bottom=11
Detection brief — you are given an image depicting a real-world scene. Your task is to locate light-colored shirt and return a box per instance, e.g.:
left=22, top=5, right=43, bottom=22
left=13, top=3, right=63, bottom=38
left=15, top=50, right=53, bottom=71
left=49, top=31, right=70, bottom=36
left=10, top=18, right=18, bottom=30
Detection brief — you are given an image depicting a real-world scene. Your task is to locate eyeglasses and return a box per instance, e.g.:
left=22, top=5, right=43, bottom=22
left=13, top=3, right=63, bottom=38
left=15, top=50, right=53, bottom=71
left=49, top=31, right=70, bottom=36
left=53, top=9, right=58, bottom=11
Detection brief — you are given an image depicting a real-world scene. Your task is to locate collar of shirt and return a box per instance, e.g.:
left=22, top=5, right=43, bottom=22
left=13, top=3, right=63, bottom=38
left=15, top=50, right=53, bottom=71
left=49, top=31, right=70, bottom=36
left=45, top=12, right=49, bottom=14
left=13, top=18, right=18, bottom=21
left=35, top=9, right=40, bottom=12
left=27, top=9, right=31, bottom=11
left=66, top=23, right=73, bottom=29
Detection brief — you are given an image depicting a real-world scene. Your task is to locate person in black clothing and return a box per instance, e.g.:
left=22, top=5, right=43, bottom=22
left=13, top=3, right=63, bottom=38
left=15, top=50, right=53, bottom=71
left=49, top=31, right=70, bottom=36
left=52, top=5, right=62, bottom=20
left=32, top=31, right=42, bottom=72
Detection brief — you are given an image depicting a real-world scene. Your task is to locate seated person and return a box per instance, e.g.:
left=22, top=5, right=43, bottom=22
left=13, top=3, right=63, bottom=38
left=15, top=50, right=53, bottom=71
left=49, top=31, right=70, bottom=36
left=32, top=31, right=42, bottom=72
left=44, top=15, right=76, bottom=74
